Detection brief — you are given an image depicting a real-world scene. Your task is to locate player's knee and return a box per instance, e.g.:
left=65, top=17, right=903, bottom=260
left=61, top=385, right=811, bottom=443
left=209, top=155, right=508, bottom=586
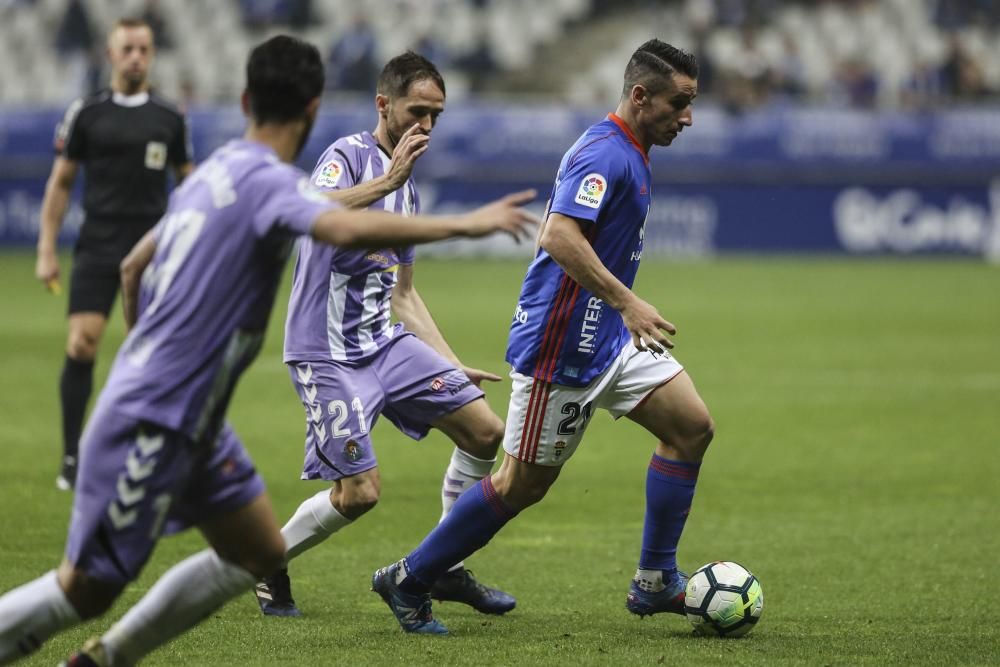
left=459, top=415, right=504, bottom=459
left=66, top=330, right=100, bottom=361
left=339, top=490, right=379, bottom=518
left=689, top=413, right=715, bottom=456
left=335, top=477, right=381, bottom=519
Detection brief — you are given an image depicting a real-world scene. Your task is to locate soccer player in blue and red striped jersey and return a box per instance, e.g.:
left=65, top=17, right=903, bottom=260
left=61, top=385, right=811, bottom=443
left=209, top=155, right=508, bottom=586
left=373, top=40, right=712, bottom=635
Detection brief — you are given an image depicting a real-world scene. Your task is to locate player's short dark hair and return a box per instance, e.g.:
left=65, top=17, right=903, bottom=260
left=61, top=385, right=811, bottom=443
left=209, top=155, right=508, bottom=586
left=622, top=39, right=698, bottom=97
left=377, top=51, right=446, bottom=99
left=246, top=35, right=325, bottom=124
left=112, top=17, right=151, bottom=31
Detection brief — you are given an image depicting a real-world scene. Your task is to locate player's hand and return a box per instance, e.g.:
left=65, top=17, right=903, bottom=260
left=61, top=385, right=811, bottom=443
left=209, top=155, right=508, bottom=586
left=620, top=295, right=676, bottom=354
left=460, top=189, right=540, bottom=243
left=385, top=123, right=430, bottom=190
left=36, top=249, right=61, bottom=291
left=462, top=365, right=502, bottom=388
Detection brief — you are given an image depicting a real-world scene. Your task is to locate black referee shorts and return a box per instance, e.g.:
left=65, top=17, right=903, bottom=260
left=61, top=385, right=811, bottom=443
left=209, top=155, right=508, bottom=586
left=68, top=248, right=123, bottom=316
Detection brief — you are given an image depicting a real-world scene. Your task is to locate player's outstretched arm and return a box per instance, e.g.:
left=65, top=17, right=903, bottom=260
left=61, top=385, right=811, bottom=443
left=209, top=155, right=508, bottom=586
left=120, top=229, right=158, bottom=331
left=541, top=212, right=676, bottom=352
left=35, top=157, right=79, bottom=292
left=312, top=189, right=538, bottom=249
left=391, top=265, right=502, bottom=387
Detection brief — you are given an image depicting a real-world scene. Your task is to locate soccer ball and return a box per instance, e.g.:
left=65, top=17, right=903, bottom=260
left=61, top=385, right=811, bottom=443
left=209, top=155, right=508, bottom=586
left=684, top=561, right=763, bottom=637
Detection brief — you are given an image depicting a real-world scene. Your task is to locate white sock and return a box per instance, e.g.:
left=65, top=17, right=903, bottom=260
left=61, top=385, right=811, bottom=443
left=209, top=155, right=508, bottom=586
left=441, top=448, right=495, bottom=572
left=634, top=568, right=666, bottom=593
left=0, top=570, right=80, bottom=664
left=101, top=549, right=254, bottom=665
left=282, top=489, right=352, bottom=563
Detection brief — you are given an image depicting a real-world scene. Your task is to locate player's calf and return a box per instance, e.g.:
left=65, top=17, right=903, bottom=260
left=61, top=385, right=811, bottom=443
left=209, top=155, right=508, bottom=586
left=57, top=563, right=123, bottom=620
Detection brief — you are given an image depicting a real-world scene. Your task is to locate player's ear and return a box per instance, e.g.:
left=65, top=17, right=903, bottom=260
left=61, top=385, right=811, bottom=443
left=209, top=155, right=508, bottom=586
left=630, top=84, right=648, bottom=108
left=305, top=96, right=321, bottom=120
left=240, top=90, right=250, bottom=116
left=375, top=93, right=389, bottom=117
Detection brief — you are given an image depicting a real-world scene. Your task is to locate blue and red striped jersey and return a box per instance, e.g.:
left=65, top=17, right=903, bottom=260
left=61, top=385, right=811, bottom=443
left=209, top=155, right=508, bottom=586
left=505, top=114, right=652, bottom=387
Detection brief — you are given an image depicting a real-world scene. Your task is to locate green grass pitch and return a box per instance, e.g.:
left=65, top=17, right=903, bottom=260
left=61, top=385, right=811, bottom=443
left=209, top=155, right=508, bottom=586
left=1, top=251, right=998, bottom=665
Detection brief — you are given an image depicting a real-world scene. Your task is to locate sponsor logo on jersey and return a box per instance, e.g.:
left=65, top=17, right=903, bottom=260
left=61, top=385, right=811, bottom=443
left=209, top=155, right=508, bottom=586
left=575, top=173, right=607, bottom=208
left=314, top=159, right=344, bottom=188
left=145, top=141, right=167, bottom=170
left=577, top=296, right=603, bottom=353
left=513, top=303, right=529, bottom=324
left=365, top=251, right=397, bottom=266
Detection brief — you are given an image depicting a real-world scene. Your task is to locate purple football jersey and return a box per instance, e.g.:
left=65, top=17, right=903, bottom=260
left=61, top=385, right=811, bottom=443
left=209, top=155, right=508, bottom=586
left=283, top=131, right=421, bottom=363
left=95, top=139, right=335, bottom=442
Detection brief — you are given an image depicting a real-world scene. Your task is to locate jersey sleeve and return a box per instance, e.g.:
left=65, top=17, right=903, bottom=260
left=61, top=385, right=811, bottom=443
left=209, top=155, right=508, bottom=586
left=169, top=115, right=194, bottom=166
left=548, top=138, right=621, bottom=225
left=55, top=98, right=86, bottom=159
left=310, top=140, right=360, bottom=193
left=253, top=167, right=336, bottom=239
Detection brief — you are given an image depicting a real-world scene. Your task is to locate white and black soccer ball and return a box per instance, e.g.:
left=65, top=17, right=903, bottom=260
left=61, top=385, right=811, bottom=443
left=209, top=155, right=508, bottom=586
left=684, top=561, right=764, bottom=637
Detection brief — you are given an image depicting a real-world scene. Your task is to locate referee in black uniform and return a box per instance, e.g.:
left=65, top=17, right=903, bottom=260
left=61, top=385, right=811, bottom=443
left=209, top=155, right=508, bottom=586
left=35, top=17, right=194, bottom=490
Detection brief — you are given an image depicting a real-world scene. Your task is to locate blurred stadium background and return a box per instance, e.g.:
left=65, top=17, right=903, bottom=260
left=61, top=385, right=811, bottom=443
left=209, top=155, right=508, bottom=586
left=1, top=2, right=999, bottom=664
left=1, top=0, right=999, bottom=258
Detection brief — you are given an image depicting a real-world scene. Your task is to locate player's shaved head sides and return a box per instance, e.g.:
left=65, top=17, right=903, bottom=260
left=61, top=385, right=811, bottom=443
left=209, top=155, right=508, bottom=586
left=246, top=35, right=325, bottom=124
left=622, top=39, right=698, bottom=97
left=377, top=51, right=445, bottom=99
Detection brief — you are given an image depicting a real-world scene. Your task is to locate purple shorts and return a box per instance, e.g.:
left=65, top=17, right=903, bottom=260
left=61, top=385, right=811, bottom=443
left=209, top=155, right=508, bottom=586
left=288, top=331, right=484, bottom=481
left=65, top=406, right=265, bottom=585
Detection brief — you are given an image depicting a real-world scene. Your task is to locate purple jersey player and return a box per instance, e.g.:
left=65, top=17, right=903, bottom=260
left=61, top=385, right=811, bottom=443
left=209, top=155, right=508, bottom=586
left=254, top=52, right=515, bottom=619
left=371, top=40, right=715, bottom=636
left=0, top=36, right=536, bottom=666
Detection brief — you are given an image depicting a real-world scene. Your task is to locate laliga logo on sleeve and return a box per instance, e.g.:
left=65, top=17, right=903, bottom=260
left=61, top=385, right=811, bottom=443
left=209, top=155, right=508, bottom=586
left=575, top=173, right=606, bottom=209
left=314, top=159, right=344, bottom=188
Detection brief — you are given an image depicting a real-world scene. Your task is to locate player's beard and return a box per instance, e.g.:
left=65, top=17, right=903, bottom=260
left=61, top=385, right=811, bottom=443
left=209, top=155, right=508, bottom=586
left=293, top=113, right=315, bottom=160
left=385, top=117, right=404, bottom=153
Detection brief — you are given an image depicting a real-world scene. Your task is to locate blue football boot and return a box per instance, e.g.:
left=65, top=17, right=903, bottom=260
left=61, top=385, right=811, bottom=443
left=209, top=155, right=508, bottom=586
left=372, top=561, right=449, bottom=635
left=430, top=567, right=516, bottom=615
left=626, top=570, right=689, bottom=617
left=254, top=568, right=302, bottom=617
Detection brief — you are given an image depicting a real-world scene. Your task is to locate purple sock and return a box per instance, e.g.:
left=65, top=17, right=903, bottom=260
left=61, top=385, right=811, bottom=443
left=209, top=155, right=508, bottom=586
left=399, top=476, right=516, bottom=593
left=640, top=454, right=700, bottom=573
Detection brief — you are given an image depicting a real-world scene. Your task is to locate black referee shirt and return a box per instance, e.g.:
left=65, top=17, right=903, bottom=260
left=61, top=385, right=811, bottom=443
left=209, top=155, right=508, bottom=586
left=55, top=89, right=192, bottom=254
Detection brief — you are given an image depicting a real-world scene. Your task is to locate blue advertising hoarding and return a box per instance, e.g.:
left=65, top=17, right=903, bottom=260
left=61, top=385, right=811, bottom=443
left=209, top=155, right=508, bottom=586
left=1, top=104, right=998, bottom=257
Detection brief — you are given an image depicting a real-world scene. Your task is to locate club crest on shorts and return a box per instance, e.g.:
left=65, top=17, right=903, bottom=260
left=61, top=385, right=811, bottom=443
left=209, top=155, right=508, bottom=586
left=429, top=377, right=445, bottom=392
left=344, top=439, right=363, bottom=462
left=554, top=441, right=567, bottom=458
left=314, top=159, right=344, bottom=188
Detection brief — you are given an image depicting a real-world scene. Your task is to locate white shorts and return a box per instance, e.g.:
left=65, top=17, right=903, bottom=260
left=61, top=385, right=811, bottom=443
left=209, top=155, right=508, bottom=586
left=502, top=344, right=684, bottom=466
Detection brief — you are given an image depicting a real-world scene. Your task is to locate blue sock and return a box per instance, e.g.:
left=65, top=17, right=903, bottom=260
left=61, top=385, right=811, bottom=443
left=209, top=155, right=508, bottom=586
left=639, top=454, right=700, bottom=573
left=399, top=476, right=516, bottom=593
